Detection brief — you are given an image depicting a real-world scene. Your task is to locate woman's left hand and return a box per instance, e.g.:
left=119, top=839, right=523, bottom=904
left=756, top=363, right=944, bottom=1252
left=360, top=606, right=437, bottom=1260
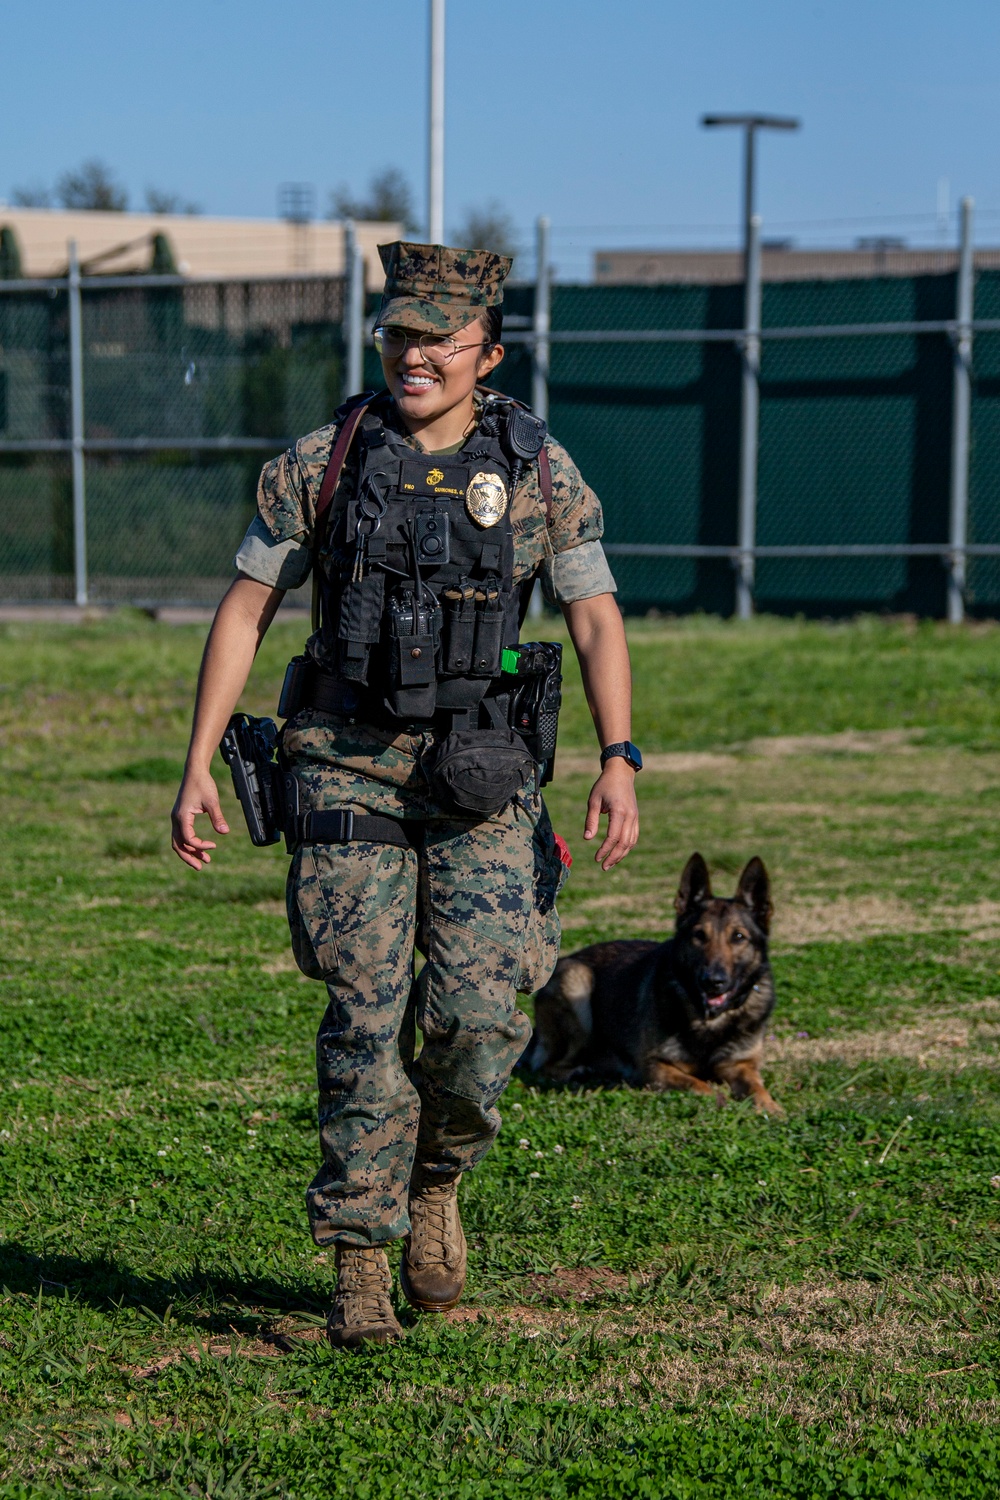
left=583, top=760, right=639, bottom=870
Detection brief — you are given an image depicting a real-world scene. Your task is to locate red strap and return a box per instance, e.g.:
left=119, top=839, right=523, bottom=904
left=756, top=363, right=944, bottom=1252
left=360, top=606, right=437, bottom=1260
left=315, top=398, right=371, bottom=526
left=538, top=445, right=553, bottom=525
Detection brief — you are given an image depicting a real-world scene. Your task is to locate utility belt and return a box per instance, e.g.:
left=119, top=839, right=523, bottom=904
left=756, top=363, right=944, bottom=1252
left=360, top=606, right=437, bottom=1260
left=277, top=645, right=561, bottom=763
left=219, top=715, right=422, bottom=852
left=219, top=640, right=562, bottom=849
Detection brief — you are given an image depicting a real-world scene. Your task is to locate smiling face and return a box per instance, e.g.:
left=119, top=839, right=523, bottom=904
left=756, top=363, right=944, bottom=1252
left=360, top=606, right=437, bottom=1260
left=378, top=315, right=504, bottom=436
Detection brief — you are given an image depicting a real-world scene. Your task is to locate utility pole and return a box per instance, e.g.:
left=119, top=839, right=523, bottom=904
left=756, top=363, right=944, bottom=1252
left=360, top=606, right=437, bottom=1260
left=428, top=0, right=445, bottom=243
left=68, top=239, right=88, bottom=608
left=701, top=113, right=800, bottom=617
left=948, top=196, right=975, bottom=624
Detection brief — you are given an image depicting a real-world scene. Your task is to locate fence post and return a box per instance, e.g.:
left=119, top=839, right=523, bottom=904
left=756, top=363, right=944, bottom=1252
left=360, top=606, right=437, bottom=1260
left=948, top=196, right=975, bottom=624
left=342, top=220, right=364, bottom=400
left=735, top=213, right=762, bottom=620
left=68, top=239, right=88, bottom=608
left=532, top=216, right=551, bottom=422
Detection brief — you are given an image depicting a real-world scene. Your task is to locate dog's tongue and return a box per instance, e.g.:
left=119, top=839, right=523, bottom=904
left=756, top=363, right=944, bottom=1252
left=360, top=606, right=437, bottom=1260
left=705, top=990, right=731, bottom=1011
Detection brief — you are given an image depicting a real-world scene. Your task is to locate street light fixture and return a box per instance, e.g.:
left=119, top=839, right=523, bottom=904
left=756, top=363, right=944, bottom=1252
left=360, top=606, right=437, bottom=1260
left=701, top=114, right=800, bottom=619
left=701, top=115, right=800, bottom=282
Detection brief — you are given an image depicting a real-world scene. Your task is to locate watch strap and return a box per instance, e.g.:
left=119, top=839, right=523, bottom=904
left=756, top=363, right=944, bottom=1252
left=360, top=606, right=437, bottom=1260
left=600, top=740, right=642, bottom=771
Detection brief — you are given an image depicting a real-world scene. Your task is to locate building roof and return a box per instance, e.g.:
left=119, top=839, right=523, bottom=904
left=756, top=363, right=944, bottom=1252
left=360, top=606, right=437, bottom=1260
left=593, top=245, right=1000, bottom=285
left=0, top=207, right=401, bottom=286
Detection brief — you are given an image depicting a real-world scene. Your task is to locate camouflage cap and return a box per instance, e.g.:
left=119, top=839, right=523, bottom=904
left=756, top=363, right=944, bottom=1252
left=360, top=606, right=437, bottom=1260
left=374, top=240, right=513, bottom=335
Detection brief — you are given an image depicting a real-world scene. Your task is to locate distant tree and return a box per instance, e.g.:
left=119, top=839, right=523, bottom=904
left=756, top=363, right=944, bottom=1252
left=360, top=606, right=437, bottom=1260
left=451, top=201, right=519, bottom=257
left=149, top=232, right=179, bottom=274
left=328, top=167, right=418, bottom=231
left=145, top=187, right=201, bottom=216
left=0, top=226, right=23, bottom=277
left=56, top=160, right=128, bottom=212
left=11, top=184, right=52, bottom=208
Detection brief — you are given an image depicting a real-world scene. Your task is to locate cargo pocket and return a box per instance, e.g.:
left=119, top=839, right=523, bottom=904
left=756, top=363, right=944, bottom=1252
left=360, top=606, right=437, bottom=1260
left=516, top=796, right=571, bottom=994
left=286, top=845, right=341, bottom=979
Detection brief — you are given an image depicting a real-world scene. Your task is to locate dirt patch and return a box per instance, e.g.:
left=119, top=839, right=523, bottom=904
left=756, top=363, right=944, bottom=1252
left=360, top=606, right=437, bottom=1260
left=559, top=888, right=667, bottom=934
left=776, top=896, right=1000, bottom=945
left=437, top=1276, right=1000, bottom=1431
left=769, top=1012, right=1000, bottom=1069
left=555, top=751, right=734, bottom=778
left=743, top=728, right=922, bottom=758
left=259, top=952, right=301, bottom=976
left=554, top=729, right=925, bottom=780
left=442, top=1305, right=586, bottom=1330
left=129, top=1333, right=300, bottom=1380
left=524, top=1266, right=630, bottom=1302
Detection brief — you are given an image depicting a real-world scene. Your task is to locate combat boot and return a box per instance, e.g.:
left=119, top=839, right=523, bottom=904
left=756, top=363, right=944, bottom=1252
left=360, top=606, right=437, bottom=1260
left=326, top=1245, right=403, bottom=1349
left=400, top=1165, right=467, bottom=1312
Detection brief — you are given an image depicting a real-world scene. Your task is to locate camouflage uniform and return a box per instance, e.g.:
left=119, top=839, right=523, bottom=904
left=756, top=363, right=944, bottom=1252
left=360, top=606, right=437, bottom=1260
left=235, top=241, right=614, bottom=1248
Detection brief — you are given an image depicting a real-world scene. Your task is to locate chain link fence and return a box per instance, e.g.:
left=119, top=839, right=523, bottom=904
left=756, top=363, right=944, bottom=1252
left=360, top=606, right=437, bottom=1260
left=3, top=234, right=1000, bottom=617
left=0, top=272, right=345, bottom=605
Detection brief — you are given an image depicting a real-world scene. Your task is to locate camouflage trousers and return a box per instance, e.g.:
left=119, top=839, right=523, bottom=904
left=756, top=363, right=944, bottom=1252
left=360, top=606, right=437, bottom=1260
left=282, top=710, right=565, bottom=1248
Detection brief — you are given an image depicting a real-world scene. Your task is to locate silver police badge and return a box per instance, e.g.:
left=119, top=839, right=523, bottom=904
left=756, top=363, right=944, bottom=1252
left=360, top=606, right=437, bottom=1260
left=465, top=471, right=508, bottom=527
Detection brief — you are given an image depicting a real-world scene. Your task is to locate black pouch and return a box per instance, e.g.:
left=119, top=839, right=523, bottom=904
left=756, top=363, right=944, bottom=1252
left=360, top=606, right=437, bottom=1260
left=471, top=589, right=505, bottom=676
left=278, top=654, right=313, bottom=719
left=384, top=588, right=441, bottom=719
left=422, top=729, right=535, bottom=818
left=336, top=574, right=385, bottom=684
left=442, top=586, right=476, bottom=675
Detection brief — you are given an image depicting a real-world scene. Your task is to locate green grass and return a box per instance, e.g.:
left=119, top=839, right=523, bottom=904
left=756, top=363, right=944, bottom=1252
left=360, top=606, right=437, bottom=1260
left=3, top=612, right=1000, bottom=1496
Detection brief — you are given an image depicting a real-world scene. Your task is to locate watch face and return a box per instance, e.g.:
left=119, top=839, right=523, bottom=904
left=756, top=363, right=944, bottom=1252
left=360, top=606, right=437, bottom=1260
left=625, top=742, right=642, bottom=770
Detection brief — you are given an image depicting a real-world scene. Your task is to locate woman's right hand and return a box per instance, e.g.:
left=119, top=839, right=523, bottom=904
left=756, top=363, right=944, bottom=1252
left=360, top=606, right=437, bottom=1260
left=171, top=769, right=230, bottom=871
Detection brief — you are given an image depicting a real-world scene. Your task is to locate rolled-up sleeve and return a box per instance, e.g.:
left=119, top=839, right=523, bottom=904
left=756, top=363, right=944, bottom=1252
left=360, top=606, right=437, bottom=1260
left=540, top=539, right=617, bottom=604
left=540, top=438, right=617, bottom=603
left=235, top=514, right=312, bottom=589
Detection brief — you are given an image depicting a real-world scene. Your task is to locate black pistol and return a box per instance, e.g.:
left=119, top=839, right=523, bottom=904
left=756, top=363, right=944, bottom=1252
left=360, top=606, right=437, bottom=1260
left=219, top=713, right=285, bottom=846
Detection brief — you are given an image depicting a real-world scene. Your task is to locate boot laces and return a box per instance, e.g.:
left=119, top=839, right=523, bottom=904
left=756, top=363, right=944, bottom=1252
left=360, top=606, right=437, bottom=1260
left=411, top=1182, right=456, bottom=1261
left=337, top=1250, right=394, bottom=1323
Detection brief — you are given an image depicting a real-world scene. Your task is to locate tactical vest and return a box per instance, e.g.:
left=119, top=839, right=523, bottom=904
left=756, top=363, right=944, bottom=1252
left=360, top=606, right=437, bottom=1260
left=314, top=391, right=547, bottom=723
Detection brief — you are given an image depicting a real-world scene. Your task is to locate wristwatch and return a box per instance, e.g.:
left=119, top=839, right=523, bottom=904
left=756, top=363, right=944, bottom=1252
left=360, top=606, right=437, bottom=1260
left=600, top=741, right=643, bottom=772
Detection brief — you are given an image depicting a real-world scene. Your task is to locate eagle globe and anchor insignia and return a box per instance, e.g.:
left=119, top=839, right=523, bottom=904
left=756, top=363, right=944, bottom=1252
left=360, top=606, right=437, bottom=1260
left=465, top=471, right=509, bottom=528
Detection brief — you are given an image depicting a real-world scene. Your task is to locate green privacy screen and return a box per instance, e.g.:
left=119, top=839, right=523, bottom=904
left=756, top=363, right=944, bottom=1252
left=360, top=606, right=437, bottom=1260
left=496, top=274, right=996, bottom=617
left=3, top=268, right=1000, bottom=614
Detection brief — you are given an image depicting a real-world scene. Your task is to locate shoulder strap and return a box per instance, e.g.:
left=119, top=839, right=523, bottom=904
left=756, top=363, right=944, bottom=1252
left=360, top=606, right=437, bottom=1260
left=537, top=445, right=553, bottom=525
left=310, top=393, right=373, bottom=632
left=315, top=394, right=373, bottom=526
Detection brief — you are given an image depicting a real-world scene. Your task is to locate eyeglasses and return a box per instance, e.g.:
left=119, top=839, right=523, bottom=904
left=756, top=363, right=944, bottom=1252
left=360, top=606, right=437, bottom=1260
left=373, top=326, right=491, bottom=366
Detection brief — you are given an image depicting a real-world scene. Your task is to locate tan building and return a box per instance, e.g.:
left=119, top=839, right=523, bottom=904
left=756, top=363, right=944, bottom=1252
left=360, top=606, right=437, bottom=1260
left=593, top=244, right=1000, bottom=284
left=0, top=206, right=400, bottom=287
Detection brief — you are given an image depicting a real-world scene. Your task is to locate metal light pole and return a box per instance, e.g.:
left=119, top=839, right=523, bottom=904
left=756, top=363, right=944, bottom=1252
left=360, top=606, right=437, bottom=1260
left=428, top=0, right=445, bottom=243
left=702, top=113, right=800, bottom=618
left=532, top=215, right=551, bottom=422
left=68, top=239, right=88, bottom=608
left=948, top=196, right=975, bottom=624
left=342, top=219, right=365, bottom=401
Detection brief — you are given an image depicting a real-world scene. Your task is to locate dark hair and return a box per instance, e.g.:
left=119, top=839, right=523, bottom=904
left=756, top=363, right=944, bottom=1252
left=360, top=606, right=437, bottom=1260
left=480, top=305, right=503, bottom=346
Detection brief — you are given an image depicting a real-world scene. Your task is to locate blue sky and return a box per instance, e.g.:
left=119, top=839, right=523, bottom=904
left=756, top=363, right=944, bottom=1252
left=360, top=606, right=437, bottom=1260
left=5, top=0, right=1000, bottom=276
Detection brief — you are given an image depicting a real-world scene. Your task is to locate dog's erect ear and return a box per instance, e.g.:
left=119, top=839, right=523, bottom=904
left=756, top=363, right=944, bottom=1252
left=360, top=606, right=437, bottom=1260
left=675, top=852, right=712, bottom=921
left=735, top=857, right=771, bottom=933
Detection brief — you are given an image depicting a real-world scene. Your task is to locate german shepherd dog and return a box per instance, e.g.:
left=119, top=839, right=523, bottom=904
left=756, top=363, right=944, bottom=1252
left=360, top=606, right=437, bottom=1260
left=525, top=853, right=782, bottom=1113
